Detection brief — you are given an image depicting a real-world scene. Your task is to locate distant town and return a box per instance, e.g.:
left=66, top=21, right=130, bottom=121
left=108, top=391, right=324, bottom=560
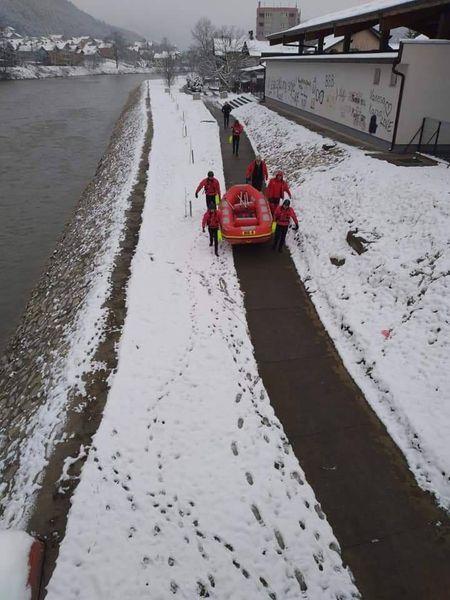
left=0, top=25, right=178, bottom=73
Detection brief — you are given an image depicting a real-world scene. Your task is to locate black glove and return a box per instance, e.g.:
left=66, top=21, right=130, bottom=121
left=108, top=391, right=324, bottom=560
left=195, top=192, right=198, bottom=199
left=295, top=224, right=299, bottom=231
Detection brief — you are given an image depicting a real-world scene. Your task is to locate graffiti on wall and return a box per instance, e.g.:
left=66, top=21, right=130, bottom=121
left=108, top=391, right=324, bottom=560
left=267, top=65, right=398, bottom=142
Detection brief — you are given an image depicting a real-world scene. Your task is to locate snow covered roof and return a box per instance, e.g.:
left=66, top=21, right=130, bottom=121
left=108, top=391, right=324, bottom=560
left=323, top=34, right=345, bottom=51
left=81, top=45, right=99, bottom=56
left=244, top=38, right=300, bottom=56
left=268, top=0, right=450, bottom=41
left=240, top=64, right=265, bottom=72
left=0, top=26, right=22, bottom=39
left=154, top=50, right=180, bottom=59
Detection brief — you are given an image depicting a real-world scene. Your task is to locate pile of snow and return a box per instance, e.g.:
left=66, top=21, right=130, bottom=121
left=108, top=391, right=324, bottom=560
left=7, top=61, right=154, bottom=81
left=232, top=100, right=450, bottom=508
left=0, top=530, right=33, bottom=600
left=46, top=80, right=359, bottom=599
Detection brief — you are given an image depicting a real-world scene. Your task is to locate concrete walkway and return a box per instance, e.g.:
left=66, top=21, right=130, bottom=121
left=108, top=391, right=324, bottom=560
left=209, top=103, right=450, bottom=600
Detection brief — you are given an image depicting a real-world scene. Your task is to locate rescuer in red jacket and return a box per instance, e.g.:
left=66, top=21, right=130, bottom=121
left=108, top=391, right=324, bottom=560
left=272, top=199, right=299, bottom=253
left=245, top=155, right=268, bottom=191
left=231, top=119, right=244, bottom=157
left=195, top=171, right=221, bottom=209
left=202, top=206, right=221, bottom=256
left=266, top=171, right=292, bottom=216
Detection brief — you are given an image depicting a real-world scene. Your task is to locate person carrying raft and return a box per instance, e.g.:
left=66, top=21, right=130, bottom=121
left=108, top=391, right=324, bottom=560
left=202, top=206, right=220, bottom=257
left=195, top=171, right=221, bottom=209
left=272, top=199, right=299, bottom=253
left=266, top=171, right=291, bottom=216
left=245, top=155, right=268, bottom=191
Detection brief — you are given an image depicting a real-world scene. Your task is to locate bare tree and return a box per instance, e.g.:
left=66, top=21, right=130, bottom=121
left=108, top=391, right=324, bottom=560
left=109, top=30, right=127, bottom=69
left=191, top=18, right=215, bottom=55
left=159, top=52, right=178, bottom=89
left=214, top=26, right=247, bottom=91
left=190, top=19, right=247, bottom=91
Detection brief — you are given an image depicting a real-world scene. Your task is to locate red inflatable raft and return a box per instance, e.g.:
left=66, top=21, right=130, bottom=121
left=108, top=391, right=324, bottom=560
left=219, top=184, right=273, bottom=245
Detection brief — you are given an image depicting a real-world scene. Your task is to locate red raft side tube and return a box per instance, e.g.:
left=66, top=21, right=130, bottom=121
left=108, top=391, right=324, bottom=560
left=219, top=184, right=273, bottom=245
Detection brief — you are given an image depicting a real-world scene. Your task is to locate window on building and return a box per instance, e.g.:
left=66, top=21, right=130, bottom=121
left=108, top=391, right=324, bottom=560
left=373, top=68, right=381, bottom=85
left=390, top=72, right=398, bottom=87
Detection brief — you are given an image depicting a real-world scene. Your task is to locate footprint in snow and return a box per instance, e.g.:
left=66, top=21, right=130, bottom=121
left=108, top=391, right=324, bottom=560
left=274, top=530, right=285, bottom=551
left=251, top=504, right=264, bottom=526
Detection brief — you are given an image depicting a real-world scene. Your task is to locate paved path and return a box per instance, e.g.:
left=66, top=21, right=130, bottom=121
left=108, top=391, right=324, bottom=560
left=209, top=103, right=450, bottom=600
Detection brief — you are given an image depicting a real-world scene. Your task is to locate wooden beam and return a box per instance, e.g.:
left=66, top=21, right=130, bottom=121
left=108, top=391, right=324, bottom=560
left=380, top=6, right=443, bottom=30
left=334, top=19, right=378, bottom=36
left=304, top=28, right=334, bottom=41
left=343, top=33, right=351, bottom=53
left=379, top=28, right=391, bottom=51
left=438, top=7, right=450, bottom=37
left=317, top=36, right=324, bottom=54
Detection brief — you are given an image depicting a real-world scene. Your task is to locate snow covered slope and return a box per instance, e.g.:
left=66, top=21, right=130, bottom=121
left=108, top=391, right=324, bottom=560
left=232, top=100, right=450, bottom=509
left=46, top=80, right=359, bottom=599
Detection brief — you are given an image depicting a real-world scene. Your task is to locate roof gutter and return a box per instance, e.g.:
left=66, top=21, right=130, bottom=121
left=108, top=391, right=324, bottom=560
left=389, top=41, right=406, bottom=152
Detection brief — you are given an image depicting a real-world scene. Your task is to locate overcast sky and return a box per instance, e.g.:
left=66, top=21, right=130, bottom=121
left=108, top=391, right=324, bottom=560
left=72, top=0, right=368, bottom=47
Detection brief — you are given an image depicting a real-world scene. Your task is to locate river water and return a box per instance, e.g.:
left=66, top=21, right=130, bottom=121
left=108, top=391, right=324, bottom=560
left=0, top=74, right=151, bottom=351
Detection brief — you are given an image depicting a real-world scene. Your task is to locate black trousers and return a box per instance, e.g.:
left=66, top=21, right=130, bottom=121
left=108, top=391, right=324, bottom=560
left=223, top=114, right=230, bottom=128
left=206, top=194, right=216, bottom=209
left=208, top=227, right=219, bottom=254
left=232, top=135, right=240, bottom=156
left=251, top=177, right=264, bottom=191
left=272, top=224, right=288, bottom=252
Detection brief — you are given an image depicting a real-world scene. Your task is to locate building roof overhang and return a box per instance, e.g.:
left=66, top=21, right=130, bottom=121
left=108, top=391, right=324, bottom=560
left=267, top=0, right=450, bottom=44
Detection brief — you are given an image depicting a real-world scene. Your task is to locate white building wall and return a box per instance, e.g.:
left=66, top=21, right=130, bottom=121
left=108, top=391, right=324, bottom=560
left=396, top=40, right=450, bottom=145
left=265, top=57, right=401, bottom=143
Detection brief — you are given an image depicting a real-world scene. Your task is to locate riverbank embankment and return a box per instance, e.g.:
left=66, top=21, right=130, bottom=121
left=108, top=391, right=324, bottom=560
left=3, top=61, right=155, bottom=81
left=0, top=80, right=151, bottom=541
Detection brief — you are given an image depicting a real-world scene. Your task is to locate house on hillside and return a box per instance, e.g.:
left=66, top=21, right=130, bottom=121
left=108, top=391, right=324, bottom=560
left=98, top=46, right=115, bottom=61
left=47, top=46, right=83, bottom=67
left=79, top=45, right=102, bottom=68
left=16, top=41, right=49, bottom=65
left=264, top=0, right=450, bottom=153
left=0, top=26, right=22, bottom=41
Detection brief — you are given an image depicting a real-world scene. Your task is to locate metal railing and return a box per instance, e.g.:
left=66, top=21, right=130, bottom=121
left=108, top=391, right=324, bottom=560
left=405, top=117, right=450, bottom=159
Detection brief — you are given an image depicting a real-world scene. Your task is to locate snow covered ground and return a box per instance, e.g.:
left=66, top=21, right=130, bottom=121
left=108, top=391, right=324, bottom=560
left=0, top=530, right=33, bottom=600
left=231, top=100, right=450, bottom=509
left=7, top=60, right=154, bottom=80
left=46, top=80, right=359, bottom=599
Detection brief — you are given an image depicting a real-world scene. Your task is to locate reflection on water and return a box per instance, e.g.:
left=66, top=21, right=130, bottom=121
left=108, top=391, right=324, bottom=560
left=0, top=74, right=152, bottom=351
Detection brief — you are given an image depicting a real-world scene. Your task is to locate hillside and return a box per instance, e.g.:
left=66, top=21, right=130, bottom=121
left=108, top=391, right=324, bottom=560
left=0, top=0, right=138, bottom=39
